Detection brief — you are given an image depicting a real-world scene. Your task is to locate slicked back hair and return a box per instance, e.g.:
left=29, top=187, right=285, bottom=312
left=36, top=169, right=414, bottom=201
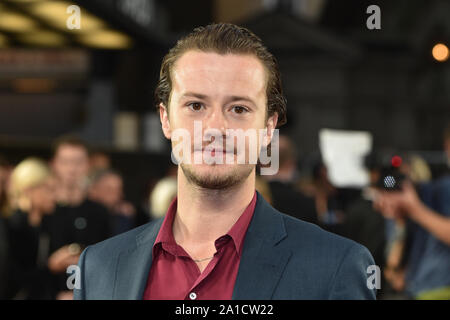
left=154, top=23, right=287, bottom=127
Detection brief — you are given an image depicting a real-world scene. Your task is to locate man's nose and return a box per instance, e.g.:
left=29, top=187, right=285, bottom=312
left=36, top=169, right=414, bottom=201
left=204, top=108, right=227, bottom=134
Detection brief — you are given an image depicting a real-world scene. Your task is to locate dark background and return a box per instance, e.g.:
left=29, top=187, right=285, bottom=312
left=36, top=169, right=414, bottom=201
left=0, top=0, right=449, bottom=204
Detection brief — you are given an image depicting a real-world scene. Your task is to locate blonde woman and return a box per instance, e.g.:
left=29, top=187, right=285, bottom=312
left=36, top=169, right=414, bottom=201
left=6, top=157, right=56, bottom=299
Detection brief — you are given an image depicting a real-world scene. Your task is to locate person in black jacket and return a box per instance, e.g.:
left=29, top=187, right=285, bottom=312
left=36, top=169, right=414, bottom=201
left=0, top=155, right=10, bottom=299
left=5, top=157, right=58, bottom=299
left=0, top=216, right=8, bottom=299
left=265, top=135, right=318, bottom=224
left=48, top=136, right=112, bottom=299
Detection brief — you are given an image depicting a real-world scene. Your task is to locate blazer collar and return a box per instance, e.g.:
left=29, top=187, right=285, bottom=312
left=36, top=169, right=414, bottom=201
left=113, top=218, right=163, bottom=299
left=113, top=191, right=290, bottom=300
left=232, top=191, right=291, bottom=299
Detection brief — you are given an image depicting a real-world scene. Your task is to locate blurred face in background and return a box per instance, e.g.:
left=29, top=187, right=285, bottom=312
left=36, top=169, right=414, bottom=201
left=90, top=152, right=111, bottom=171
left=160, top=51, right=277, bottom=189
left=89, top=173, right=123, bottom=209
left=52, top=144, right=89, bottom=187
left=26, top=177, right=56, bottom=214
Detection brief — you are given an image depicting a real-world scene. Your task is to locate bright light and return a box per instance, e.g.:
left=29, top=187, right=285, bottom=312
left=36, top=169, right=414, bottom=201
left=391, top=155, right=402, bottom=168
left=29, top=1, right=106, bottom=33
left=17, top=30, right=67, bottom=47
left=384, top=175, right=396, bottom=189
left=6, top=0, right=45, bottom=2
left=78, top=30, right=133, bottom=49
left=0, top=10, right=37, bottom=32
left=432, top=43, right=449, bottom=62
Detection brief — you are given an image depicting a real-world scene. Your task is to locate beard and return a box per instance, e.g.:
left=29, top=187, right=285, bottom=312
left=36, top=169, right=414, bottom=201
left=180, top=163, right=254, bottom=190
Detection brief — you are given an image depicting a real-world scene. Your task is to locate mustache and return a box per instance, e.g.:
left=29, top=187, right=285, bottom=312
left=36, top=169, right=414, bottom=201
left=193, top=144, right=238, bottom=154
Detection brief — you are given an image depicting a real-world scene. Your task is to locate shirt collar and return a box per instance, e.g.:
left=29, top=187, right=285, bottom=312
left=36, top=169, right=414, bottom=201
left=152, top=191, right=257, bottom=257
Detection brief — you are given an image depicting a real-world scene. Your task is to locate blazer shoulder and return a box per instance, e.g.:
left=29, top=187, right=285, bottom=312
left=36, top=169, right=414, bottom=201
left=85, top=219, right=162, bottom=258
left=275, top=212, right=376, bottom=299
left=280, top=211, right=372, bottom=258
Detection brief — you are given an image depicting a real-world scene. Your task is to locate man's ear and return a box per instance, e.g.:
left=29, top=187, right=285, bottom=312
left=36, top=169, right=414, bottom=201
left=264, top=112, right=278, bottom=146
left=159, top=103, right=171, bottom=140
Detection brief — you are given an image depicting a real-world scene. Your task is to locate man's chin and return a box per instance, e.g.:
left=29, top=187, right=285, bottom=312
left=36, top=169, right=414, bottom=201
left=180, top=163, right=253, bottom=190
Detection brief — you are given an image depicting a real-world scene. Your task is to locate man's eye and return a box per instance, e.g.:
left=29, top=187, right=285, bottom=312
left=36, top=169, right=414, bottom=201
left=232, top=106, right=248, bottom=114
left=188, top=102, right=203, bottom=111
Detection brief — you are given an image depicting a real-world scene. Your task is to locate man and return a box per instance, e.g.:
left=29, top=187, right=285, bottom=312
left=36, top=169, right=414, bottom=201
left=49, top=136, right=111, bottom=299
left=74, top=23, right=376, bottom=300
left=88, top=169, right=136, bottom=235
left=374, top=126, right=450, bottom=299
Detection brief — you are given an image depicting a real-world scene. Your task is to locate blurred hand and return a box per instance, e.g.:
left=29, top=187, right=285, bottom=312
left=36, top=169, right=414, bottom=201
left=384, top=267, right=405, bottom=292
left=48, top=244, right=81, bottom=274
left=373, top=181, right=422, bottom=219
left=56, top=290, right=74, bottom=300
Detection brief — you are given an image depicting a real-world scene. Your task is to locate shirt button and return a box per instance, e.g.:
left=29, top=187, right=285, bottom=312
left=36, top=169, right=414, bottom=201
left=189, top=292, right=197, bottom=300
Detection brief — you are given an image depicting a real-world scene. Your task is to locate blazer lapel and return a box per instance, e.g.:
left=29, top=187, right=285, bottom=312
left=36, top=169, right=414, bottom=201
left=232, top=193, right=292, bottom=300
left=113, top=219, right=163, bottom=299
left=112, top=193, right=290, bottom=300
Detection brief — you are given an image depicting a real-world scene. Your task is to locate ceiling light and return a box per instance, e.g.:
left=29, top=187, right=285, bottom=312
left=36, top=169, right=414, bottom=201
left=6, top=0, right=45, bottom=2
left=78, top=29, right=133, bottom=49
left=0, top=10, right=37, bottom=32
left=432, top=43, right=449, bottom=62
left=17, top=30, right=67, bottom=47
left=28, top=1, right=106, bottom=33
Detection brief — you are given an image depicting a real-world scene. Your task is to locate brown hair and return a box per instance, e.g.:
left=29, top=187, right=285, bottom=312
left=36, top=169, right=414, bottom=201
left=154, top=23, right=287, bottom=127
left=51, top=134, right=90, bottom=158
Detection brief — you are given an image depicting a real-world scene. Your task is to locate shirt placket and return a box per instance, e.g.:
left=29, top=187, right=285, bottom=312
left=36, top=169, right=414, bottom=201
left=184, top=238, right=229, bottom=300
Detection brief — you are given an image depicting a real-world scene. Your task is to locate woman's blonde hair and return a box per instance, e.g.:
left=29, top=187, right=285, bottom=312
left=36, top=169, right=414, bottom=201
left=149, top=176, right=177, bottom=219
left=8, top=157, right=51, bottom=212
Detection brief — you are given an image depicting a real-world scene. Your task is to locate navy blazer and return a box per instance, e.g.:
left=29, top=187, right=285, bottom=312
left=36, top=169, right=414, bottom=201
left=74, top=192, right=376, bottom=300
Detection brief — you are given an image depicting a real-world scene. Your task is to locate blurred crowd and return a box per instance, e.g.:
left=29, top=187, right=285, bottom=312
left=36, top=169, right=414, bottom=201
left=0, top=136, right=159, bottom=300
left=256, top=127, right=450, bottom=300
left=1, top=126, right=450, bottom=300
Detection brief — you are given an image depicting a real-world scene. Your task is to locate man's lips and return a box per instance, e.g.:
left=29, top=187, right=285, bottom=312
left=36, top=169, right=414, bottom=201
left=194, top=148, right=235, bottom=154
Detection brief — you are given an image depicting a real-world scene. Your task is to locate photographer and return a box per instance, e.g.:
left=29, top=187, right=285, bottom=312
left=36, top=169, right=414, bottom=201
left=374, top=128, right=450, bottom=299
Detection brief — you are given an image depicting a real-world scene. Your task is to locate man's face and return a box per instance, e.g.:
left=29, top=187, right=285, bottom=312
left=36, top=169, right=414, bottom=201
left=52, top=144, right=89, bottom=187
left=89, top=174, right=123, bottom=209
left=160, top=51, right=277, bottom=189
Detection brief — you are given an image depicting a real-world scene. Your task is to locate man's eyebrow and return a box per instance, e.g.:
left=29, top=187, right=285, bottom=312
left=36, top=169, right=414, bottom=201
left=180, top=92, right=258, bottom=107
left=227, top=95, right=256, bottom=105
left=180, top=92, right=208, bottom=100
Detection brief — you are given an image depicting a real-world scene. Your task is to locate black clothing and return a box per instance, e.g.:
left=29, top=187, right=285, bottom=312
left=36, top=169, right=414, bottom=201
left=341, top=197, right=386, bottom=268
left=48, top=199, right=112, bottom=293
left=0, top=217, right=9, bottom=299
left=6, top=210, right=55, bottom=299
left=49, top=199, right=112, bottom=253
left=268, top=181, right=318, bottom=225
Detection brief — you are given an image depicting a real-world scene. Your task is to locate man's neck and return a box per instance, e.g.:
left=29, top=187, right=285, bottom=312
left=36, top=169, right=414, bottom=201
left=173, top=168, right=256, bottom=247
left=56, top=181, right=85, bottom=206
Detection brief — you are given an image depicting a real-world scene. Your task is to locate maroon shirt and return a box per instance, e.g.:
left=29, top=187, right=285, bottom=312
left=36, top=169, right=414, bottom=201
left=143, top=192, right=257, bottom=300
